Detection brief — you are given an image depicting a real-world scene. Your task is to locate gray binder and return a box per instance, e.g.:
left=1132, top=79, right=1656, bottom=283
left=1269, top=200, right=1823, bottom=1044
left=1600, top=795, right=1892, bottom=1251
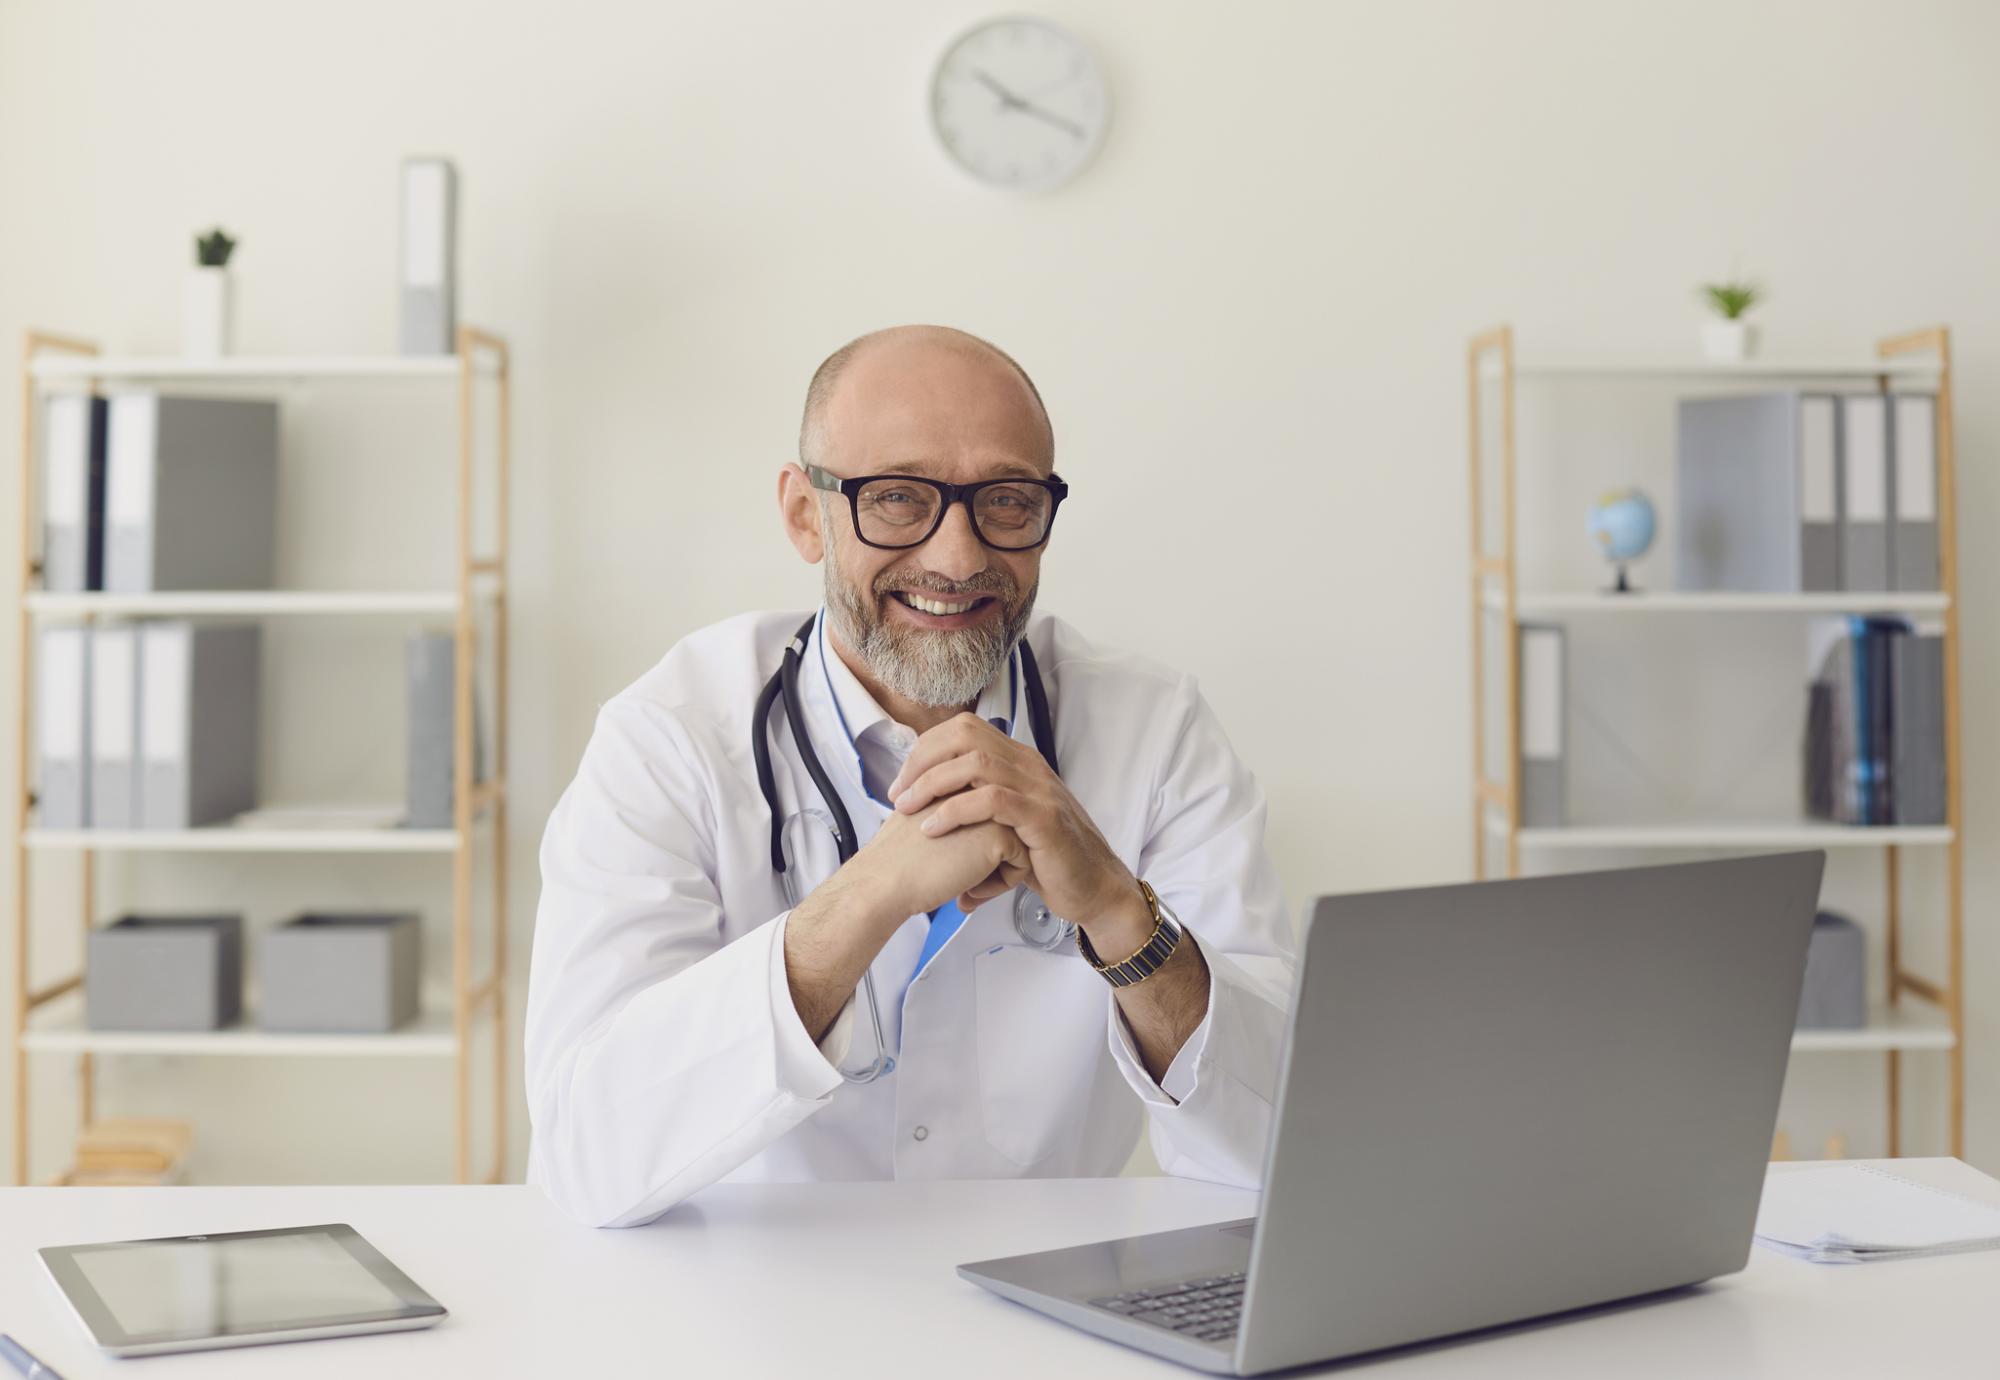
left=42, top=394, right=107, bottom=593
left=1838, top=394, right=1890, bottom=591
left=1517, top=623, right=1565, bottom=827
left=104, top=393, right=279, bottom=593
left=36, top=626, right=90, bottom=829
left=1891, top=632, right=1946, bottom=826
left=1675, top=392, right=1840, bottom=592
left=87, top=624, right=141, bottom=829
left=400, top=157, right=458, bottom=355
left=138, top=622, right=261, bottom=829
left=405, top=631, right=484, bottom=827
left=1890, top=394, right=1940, bottom=591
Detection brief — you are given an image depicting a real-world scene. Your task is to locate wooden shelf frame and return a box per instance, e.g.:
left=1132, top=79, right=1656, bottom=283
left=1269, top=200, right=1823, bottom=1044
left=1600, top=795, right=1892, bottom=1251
left=1467, top=323, right=1964, bottom=1159
left=11, top=326, right=512, bottom=1186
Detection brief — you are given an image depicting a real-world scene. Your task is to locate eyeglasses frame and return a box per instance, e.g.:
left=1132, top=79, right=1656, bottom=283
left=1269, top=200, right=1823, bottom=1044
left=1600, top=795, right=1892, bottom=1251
left=803, top=462, right=1069, bottom=551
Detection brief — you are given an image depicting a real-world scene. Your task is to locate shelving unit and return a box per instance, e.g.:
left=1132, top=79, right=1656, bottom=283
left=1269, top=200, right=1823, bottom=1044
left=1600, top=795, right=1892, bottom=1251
left=1467, top=324, right=1963, bottom=1156
left=12, top=328, right=512, bottom=1185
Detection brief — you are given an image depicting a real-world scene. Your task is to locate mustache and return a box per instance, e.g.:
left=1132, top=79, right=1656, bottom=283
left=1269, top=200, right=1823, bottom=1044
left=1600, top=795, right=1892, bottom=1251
left=878, top=573, right=1014, bottom=600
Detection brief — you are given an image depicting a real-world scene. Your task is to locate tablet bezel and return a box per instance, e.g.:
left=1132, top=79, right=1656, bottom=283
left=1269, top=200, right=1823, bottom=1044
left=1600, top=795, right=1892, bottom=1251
left=39, top=1222, right=447, bottom=1354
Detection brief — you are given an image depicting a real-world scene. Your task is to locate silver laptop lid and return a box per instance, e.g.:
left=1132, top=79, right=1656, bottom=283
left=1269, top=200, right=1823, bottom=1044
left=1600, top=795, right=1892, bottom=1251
left=1236, top=852, right=1824, bottom=1374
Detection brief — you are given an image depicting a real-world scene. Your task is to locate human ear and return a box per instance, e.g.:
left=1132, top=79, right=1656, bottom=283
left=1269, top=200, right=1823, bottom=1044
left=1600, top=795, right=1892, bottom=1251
left=778, top=464, right=826, bottom=563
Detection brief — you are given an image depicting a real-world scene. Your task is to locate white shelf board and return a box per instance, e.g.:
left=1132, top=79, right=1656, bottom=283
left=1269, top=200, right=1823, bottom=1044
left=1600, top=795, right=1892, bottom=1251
left=1481, top=588, right=1951, bottom=617
left=22, top=999, right=458, bottom=1058
left=27, top=590, right=461, bottom=618
left=28, top=354, right=491, bottom=382
left=1489, top=818, right=1954, bottom=850
left=1792, top=1006, right=1955, bottom=1054
left=25, top=826, right=460, bottom=853
left=1479, top=355, right=1942, bottom=381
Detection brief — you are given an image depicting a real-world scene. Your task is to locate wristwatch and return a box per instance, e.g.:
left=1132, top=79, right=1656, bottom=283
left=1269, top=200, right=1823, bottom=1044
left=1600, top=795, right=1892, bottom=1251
left=1076, top=880, right=1183, bottom=988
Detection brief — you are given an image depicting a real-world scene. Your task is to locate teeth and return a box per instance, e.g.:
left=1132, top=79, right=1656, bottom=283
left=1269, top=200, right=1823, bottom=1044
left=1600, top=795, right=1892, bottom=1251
left=902, top=593, right=977, bottom=616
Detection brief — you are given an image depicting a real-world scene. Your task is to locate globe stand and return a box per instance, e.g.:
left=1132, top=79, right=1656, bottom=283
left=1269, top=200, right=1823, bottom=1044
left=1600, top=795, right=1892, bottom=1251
left=1608, top=564, right=1638, bottom=594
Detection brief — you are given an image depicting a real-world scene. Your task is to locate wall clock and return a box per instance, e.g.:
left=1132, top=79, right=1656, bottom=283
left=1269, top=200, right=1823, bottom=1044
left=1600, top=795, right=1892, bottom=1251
left=929, top=16, right=1111, bottom=192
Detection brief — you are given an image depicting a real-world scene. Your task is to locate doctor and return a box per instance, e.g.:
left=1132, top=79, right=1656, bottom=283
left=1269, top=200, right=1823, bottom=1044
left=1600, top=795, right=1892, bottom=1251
left=526, top=325, right=1294, bottom=1229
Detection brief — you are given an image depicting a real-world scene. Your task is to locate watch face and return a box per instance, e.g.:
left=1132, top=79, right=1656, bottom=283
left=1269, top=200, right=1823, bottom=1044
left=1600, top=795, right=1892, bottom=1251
left=929, top=17, right=1110, bottom=192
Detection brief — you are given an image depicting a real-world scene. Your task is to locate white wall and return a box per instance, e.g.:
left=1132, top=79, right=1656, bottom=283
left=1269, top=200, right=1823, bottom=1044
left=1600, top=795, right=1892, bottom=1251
left=0, top=0, right=1995, bottom=1184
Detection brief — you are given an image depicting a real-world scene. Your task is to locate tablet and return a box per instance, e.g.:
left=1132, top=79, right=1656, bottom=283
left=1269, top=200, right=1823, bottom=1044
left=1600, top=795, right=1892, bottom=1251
left=39, top=1223, right=447, bottom=1357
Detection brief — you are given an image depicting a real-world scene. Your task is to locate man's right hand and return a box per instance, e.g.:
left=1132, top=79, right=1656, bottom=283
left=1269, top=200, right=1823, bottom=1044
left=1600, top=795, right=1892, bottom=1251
left=783, top=802, right=1029, bottom=1044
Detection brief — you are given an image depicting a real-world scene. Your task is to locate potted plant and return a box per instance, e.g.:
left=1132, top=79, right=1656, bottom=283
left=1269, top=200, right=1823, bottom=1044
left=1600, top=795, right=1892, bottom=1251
left=1697, top=278, right=1761, bottom=361
left=183, top=227, right=237, bottom=357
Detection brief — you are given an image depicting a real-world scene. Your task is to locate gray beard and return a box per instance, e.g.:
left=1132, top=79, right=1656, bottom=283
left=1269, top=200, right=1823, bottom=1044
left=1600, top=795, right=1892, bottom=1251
left=820, top=507, right=1035, bottom=709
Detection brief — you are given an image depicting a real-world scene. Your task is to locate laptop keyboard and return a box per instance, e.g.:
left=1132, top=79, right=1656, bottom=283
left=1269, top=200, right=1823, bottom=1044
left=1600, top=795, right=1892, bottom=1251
left=1089, top=1270, right=1247, bottom=1343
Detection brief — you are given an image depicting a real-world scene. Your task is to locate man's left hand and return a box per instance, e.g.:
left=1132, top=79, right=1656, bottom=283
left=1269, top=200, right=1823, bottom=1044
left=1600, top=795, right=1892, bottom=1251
left=887, top=712, right=1138, bottom=929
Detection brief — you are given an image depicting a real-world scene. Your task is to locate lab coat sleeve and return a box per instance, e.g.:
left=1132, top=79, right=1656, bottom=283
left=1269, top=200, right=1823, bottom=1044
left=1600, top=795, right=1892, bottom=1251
left=1102, top=673, right=1295, bottom=1189
left=525, top=698, right=847, bottom=1229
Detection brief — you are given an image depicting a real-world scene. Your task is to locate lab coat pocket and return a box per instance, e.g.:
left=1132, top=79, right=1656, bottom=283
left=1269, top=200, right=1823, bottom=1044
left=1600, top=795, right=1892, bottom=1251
left=974, top=943, right=1104, bottom=1169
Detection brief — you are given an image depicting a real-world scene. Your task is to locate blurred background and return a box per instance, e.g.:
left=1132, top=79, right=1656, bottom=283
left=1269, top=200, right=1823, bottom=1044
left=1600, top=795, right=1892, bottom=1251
left=0, top=0, right=1994, bottom=1187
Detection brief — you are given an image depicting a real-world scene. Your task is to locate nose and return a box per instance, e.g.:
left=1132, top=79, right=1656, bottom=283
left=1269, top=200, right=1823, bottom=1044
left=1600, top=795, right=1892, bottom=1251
left=917, top=497, right=989, bottom=583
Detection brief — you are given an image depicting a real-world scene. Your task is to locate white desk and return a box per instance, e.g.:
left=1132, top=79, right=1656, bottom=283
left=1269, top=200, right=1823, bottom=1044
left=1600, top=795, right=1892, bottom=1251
left=0, top=1159, right=1994, bottom=1378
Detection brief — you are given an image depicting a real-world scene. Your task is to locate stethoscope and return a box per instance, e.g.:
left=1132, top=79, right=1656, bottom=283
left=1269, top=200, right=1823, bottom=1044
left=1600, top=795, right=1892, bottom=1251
left=751, top=612, right=1073, bottom=1082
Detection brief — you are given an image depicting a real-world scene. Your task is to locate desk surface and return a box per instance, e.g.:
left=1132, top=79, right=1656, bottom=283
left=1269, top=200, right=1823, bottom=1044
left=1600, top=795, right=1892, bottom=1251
left=0, top=1159, right=1994, bottom=1378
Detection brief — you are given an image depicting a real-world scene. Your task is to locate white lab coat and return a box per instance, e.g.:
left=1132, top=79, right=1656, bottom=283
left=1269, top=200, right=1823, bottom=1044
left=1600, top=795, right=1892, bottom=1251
left=525, top=607, right=1295, bottom=1228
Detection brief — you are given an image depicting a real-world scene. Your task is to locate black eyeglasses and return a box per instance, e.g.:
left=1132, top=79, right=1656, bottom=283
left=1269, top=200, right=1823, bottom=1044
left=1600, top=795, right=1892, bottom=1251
left=805, top=463, right=1069, bottom=551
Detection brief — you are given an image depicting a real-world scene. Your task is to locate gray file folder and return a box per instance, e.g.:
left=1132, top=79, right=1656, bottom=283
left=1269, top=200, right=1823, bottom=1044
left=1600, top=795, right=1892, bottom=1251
left=1517, top=623, right=1565, bottom=827
left=1892, top=633, right=1946, bottom=826
left=1839, top=394, right=1890, bottom=591
left=88, top=625, right=141, bottom=829
left=37, top=626, right=90, bottom=829
left=104, top=394, right=279, bottom=593
left=405, top=631, right=484, bottom=827
left=1676, top=393, right=1840, bottom=592
left=138, top=623, right=261, bottom=830
left=42, top=394, right=108, bottom=593
left=400, top=158, right=458, bottom=355
left=1890, top=394, right=1941, bottom=592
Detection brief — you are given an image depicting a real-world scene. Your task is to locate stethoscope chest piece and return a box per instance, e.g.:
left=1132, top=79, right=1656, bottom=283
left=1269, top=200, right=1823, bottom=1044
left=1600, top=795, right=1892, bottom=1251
left=1013, top=889, right=1077, bottom=952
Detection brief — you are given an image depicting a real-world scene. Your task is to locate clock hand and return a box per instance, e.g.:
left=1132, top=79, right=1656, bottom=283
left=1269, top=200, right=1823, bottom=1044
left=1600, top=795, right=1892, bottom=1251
left=1011, top=98, right=1086, bottom=141
left=973, top=68, right=1027, bottom=110
left=971, top=67, right=1087, bottom=140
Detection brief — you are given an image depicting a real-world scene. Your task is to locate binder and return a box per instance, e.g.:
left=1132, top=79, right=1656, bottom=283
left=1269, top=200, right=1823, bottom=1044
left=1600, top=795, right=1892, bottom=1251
left=1517, top=623, right=1565, bottom=827
left=104, top=393, right=279, bottom=593
left=1839, top=395, right=1891, bottom=591
left=400, top=157, right=458, bottom=355
left=1891, top=632, right=1946, bottom=826
left=37, top=626, right=90, bottom=828
left=1890, top=394, right=1941, bottom=591
left=405, top=631, right=485, bottom=827
left=41, top=394, right=108, bottom=592
left=1674, top=392, right=1840, bottom=592
left=88, top=625, right=140, bottom=828
left=138, top=622, right=261, bottom=829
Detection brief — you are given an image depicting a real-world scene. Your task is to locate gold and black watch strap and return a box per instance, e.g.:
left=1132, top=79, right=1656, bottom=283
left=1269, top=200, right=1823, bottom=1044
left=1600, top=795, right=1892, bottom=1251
left=1077, top=880, right=1183, bottom=988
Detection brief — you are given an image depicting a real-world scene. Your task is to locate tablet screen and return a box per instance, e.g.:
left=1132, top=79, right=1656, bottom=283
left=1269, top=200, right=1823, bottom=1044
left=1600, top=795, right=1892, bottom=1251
left=42, top=1224, right=445, bottom=1350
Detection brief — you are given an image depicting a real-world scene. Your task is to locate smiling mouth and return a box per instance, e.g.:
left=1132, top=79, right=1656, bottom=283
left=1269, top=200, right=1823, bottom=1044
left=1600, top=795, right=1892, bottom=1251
left=888, top=590, right=997, bottom=618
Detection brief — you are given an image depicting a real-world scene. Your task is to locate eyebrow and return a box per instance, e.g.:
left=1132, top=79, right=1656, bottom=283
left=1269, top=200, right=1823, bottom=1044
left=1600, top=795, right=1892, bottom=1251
left=883, top=458, right=1046, bottom=481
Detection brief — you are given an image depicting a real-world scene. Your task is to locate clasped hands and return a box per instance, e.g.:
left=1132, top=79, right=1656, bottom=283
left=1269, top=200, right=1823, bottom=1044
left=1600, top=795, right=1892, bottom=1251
left=865, top=713, right=1142, bottom=944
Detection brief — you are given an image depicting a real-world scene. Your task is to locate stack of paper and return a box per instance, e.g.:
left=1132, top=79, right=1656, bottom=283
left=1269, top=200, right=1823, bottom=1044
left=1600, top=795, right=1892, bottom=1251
left=1756, top=1164, right=2000, bottom=1264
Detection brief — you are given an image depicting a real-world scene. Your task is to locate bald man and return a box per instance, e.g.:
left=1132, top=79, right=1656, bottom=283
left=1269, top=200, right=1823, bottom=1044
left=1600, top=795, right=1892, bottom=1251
left=526, top=326, right=1294, bottom=1228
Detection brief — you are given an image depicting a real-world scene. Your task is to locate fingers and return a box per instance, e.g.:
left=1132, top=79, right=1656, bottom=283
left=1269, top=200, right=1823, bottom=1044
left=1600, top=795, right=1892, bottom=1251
left=918, top=784, right=1027, bottom=839
left=887, top=713, right=1015, bottom=802
left=894, top=747, right=1013, bottom=814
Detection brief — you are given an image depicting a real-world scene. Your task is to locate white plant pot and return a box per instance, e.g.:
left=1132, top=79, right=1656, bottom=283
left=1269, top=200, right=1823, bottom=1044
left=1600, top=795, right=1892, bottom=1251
left=182, top=267, right=233, bottom=357
left=1700, top=320, right=1756, bottom=362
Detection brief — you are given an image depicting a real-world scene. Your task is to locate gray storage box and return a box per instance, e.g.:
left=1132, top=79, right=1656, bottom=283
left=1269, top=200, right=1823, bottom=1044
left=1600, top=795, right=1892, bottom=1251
left=1796, top=911, right=1866, bottom=1030
left=259, top=912, right=421, bottom=1033
left=87, top=915, right=243, bottom=1031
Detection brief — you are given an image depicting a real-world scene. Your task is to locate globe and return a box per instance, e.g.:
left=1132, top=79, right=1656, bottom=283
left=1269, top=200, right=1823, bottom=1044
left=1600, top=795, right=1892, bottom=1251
left=1587, top=488, right=1656, bottom=592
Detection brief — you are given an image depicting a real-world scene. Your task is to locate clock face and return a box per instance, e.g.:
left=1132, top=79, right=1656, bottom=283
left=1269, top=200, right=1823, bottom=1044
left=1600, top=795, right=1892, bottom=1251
left=929, top=17, right=1110, bottom=192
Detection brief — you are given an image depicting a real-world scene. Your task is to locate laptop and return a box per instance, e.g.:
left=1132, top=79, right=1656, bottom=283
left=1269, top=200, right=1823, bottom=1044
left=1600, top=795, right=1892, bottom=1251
left=959, top=852, right=1825, bottom=1375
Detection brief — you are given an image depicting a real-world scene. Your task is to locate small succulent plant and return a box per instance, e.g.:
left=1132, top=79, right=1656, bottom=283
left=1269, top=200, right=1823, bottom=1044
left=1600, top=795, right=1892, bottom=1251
left=194, top=228, right=237, bottom=268
left=1699, top=279, right=1761, bottom=320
